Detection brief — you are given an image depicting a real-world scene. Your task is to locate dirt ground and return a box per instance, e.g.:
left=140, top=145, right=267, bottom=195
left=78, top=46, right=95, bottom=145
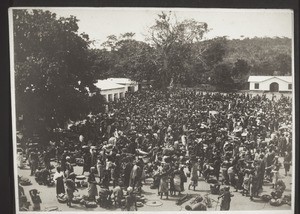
left=17, top=156, right=292, bottom=212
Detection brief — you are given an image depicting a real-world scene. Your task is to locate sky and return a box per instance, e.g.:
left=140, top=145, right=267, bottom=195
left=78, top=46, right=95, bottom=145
left=45, top=8, right=293, bottom=48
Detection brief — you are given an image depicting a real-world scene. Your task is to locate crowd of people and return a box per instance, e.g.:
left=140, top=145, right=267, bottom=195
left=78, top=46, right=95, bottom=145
left=18, top=89, right=293, bottom=211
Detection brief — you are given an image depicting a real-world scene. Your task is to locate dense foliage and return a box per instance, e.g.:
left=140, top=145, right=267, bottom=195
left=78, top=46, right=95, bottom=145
left=95, top=14, right=292, bottom=89
left=14, top=9, right=105, bottom=143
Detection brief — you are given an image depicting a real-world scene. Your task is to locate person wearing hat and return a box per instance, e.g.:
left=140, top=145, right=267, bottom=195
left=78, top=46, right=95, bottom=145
left=65, top=156, right=74, bottom=178
left=218, top=186, right=234, bottom=210
left=88, top=167, right=98, bottom=201
left=185, top=198, right=207, bottom=211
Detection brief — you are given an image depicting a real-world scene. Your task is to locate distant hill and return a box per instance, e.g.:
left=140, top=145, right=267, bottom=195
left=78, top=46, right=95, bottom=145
left=223, top=37, right=292, bottom=76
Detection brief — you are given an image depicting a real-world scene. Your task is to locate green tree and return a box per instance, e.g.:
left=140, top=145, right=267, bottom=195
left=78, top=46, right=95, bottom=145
left=13, top=9, right=105, bottom=143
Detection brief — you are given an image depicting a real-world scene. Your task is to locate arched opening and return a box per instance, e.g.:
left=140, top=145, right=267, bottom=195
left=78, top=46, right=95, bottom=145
left=270, top=82, right=279, bottom=92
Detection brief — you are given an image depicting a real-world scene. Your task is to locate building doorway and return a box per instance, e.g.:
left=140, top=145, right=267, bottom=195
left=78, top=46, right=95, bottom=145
left=127, top=86, right=135, bottom=92
left=270, top=82, right=279, bottom=92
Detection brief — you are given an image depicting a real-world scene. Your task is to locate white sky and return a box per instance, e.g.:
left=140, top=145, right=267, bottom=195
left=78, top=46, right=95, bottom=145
left=45, top=8, right=293, bottom=48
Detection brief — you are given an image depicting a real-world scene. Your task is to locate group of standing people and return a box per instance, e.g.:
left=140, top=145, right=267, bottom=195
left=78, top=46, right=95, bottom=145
left=18, top=89, right=292, bottom=211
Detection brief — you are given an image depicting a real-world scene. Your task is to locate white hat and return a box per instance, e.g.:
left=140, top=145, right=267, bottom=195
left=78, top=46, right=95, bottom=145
left=127, top=187, right=133, bottom=193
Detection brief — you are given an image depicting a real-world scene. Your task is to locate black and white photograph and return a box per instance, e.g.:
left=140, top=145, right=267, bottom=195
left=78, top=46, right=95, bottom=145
left=9, top=8, right=295, bottom=213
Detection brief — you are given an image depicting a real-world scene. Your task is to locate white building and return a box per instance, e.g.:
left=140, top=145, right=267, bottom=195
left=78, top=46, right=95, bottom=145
left=248, top=76, right=292, bottom=92
left=94, top=78, right=139, bottom=102
left=107, top=78, right=139, bottom=92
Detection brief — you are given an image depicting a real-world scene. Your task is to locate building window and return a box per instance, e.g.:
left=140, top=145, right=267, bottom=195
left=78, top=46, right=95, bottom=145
left=288, top=84, right=292, bottom=90
left=254, top=83, right=259, bottom=89
left=114, top=93, right=118, bottom=100
left=119, top=92, right=124, bottom=98
left=108, top=94, right=113, bottom=102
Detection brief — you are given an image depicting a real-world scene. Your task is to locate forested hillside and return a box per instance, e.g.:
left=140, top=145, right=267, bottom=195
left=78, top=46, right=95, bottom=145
left=224, top=37, right=292, bottom=76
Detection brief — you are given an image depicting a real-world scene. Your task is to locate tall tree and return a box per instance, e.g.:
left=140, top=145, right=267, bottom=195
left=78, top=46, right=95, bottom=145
left=147, top=12, right=208, bottom=88
left=100, top=33, right=159, bottom=85
left=13, top=9, right=105, bottom=143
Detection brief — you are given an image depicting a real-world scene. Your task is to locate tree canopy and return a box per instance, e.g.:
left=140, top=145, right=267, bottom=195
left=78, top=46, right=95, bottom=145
left=14, top=9, right=105, bottom=142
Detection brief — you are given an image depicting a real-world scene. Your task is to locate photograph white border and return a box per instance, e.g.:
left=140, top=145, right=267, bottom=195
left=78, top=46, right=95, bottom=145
left=8, top=7, right=295, bottom=214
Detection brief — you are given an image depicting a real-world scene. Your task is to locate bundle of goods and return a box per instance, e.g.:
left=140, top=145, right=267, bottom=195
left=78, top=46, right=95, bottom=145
left=19, top=177, right=32, bottom=186
left=190, top=195, right=203, bottom=204
left=47, top=178, right=55, bottom=187
left=57, top=193, right=68, bottom=203
left=270, top=198, right=282, bottom=207
left=97, top=188, right=113, bottom=208
left=84, top=201, right=98, bottom=208
left=78, top=195, right=98, bottom=207
left=136, top=195, right=146, bottom=203
left=35, top=169, right=51, bottom=185
left=271, top=189, right=283, bottom=199
left=282, top=195, right=291, bottom=206
left=261, top=194, right=272, bottom=202
left=210, top=183, right=221, bottom=195
left=176, top=194, right=193, bottom=205
left=79, top=196, right=89, bottom=206
left=72, top=195, right=83, bottom=204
